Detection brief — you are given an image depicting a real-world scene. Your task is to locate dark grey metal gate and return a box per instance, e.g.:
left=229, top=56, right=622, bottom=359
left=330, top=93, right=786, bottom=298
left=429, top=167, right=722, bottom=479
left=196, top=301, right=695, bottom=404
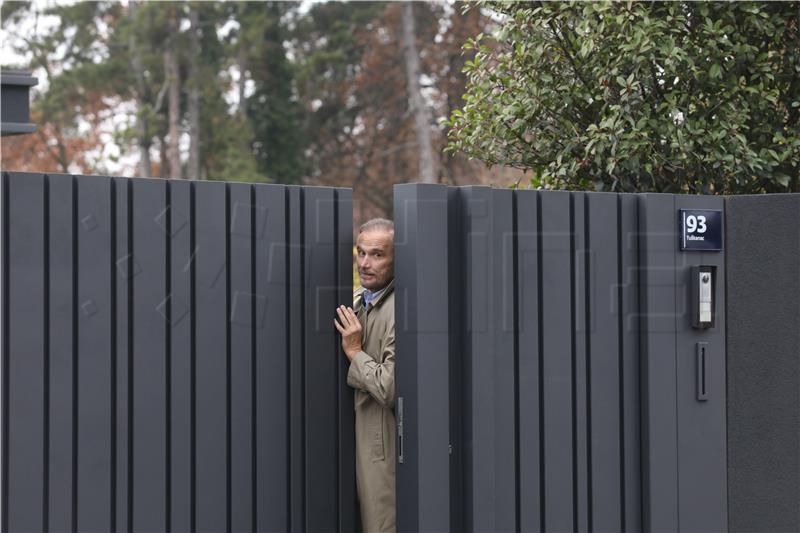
left=7, top=173, right=790, bottom=533
left=638, top=193, right=727, bottom=533
left=2, top=171, right=355, bottom=533
left=394, top=184, right=728, bottom=533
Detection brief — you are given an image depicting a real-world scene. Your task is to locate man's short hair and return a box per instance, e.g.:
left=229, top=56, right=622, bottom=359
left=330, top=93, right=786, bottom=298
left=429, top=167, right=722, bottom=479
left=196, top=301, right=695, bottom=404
left=359, top=218, right=394, bottom=234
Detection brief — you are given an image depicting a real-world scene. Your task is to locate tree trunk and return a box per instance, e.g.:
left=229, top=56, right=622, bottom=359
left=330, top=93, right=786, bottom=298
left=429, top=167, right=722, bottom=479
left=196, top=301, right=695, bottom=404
left=237, top=43, right=248, bottom=118
left=128, top=1, right=152, bottom=177
left=165, top=8, right=182, bottom=179
left=401, top=2, right=436, bottom=184
left=159, top=134, right=168, bottom=179
left=187, top=6, right=201, bottom=180
left=443, top=6, right=481, bottom=184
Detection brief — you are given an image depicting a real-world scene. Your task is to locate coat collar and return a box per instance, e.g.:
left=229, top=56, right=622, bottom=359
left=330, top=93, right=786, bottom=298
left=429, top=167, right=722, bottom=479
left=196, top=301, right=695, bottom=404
left=354, top=277, right=395, bottom=313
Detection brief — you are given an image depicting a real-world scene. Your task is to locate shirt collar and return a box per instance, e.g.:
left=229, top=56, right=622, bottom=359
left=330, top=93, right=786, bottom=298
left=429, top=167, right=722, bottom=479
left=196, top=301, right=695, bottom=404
left=360, top=277, right=394, bottom=310
left=362, top=286, right=385, bottom=307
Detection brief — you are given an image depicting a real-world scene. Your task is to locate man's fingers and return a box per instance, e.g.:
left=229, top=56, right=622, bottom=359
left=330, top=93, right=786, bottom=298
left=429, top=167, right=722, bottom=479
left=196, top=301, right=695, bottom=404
left=334, top=317, right=344, bottom=333
left=336, top=306, right=351, bottom=327
left=346, top=307, right=361, bottom=329
left=337, top=306, right=360, bottom=332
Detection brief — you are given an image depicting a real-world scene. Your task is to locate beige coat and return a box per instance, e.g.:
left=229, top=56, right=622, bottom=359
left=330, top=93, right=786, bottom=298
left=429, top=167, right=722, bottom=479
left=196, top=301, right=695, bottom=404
left=348, top=277, right=396, bottom=533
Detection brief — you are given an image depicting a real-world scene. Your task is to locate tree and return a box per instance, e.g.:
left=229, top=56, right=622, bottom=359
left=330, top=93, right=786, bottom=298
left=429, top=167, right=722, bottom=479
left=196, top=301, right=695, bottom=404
left=402, top=2, right=437, bottom=183
left=246, top=1, right=308, bottom=184
left=291, top=0, right=391, bottom=213
left=430, top=3, right=487, bottom=184
left=289, top=1, right=513, bottom=220
left=1, top=1, right=125, bottom=174
left=127, top=0, right=154, bottom=177
left=447, top=2, right=800, bottom=193
left=164, top=5, right=182, bottom=179
left=2, top=0, right=521, bottom=202
left=187, top=4, right=201, bottom=180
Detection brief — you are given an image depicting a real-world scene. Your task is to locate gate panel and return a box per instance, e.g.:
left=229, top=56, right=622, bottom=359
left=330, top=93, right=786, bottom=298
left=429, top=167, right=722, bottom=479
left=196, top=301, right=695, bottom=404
left=76, top=175, right=114, bottom=532
left=168, top=179, right=192, bottom=532
left=131, top=177, right=169, bottom=532
left=586, top=193, right=623, bottom=533
left=460, top=186, right=517, bottom=533
left=394, top=184, right=454, bottom=533
left=304, top=187, right=338, bottom=531
left=540, top=190, right=575, bottom=533
left=48, top=173, right=76, bottom=533
left=194, top=181, right=228, bottom=532
left=674, top=195, right=727, bottom=533
left=287, top=186, right=304, bottom=532
left=335, top=188, right=356, bottom=533
left=5, top=173, right=46, bottom=533
left=1, top=171, right=354, bottom=533
left=515, top=190, right=541, bottom=533
left=620, top=194, right=641, bottom=532
left=229, top=182, right=254, bottom=532
left=395, top=184, right=642, bottom=533
left=573, top=191, right=589, bottom=533
left=639, top=194, right=728, bottom=533
left=252, top=183, right=290, bottom=532
left=638, top=194, right=679, bottom=532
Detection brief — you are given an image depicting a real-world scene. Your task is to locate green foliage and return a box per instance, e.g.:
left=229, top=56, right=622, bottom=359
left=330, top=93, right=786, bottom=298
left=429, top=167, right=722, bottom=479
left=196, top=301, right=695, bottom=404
left=206, top=116, right=262, bottom=182
left=293, top=2, right=383, bottom=135
left=244, top=2, right=308, bottom=184
left=447, top=1, right=800, bottom=193
left=291, top=2, right=385, bottom=182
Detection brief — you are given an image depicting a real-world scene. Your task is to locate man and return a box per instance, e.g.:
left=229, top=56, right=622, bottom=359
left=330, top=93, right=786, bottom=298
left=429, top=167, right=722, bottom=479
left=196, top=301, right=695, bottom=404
left=334, top=218, right=396, bottom=533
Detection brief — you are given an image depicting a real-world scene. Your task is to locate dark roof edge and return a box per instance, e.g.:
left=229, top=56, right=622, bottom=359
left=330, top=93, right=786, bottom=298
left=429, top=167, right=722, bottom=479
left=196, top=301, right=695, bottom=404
left=1, top=122, right=37, bottom=135
left=1, top=71, right=38, bottom=86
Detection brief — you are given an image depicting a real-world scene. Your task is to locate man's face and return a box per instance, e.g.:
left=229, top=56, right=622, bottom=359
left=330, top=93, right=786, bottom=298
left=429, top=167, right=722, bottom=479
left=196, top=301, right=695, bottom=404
left=356, top=229, right=394, bottom=291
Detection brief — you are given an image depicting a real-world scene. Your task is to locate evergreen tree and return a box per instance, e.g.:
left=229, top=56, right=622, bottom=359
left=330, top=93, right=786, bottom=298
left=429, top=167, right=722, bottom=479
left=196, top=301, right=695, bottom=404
left=245, top=2, right=308, bottom=184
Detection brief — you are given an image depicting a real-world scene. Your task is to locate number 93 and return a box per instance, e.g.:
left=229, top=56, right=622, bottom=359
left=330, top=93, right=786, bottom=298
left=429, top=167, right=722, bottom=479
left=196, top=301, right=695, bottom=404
left=686, top=215, right=707, bottom=233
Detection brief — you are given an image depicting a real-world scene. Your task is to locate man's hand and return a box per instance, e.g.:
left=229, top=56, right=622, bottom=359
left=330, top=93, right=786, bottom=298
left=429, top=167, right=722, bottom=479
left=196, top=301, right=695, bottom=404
left=334, top=305, right=362, bottom=361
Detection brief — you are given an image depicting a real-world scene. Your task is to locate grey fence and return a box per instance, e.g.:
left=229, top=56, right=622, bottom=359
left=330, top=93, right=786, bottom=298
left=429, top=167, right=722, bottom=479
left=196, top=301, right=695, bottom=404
left=4, top=171, right=798, bottom=533
left=726, top=194, right=800, bottom=533
left=2, top=171, right=355, bottom=533
left=394, top=184, right=729, bottom=533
